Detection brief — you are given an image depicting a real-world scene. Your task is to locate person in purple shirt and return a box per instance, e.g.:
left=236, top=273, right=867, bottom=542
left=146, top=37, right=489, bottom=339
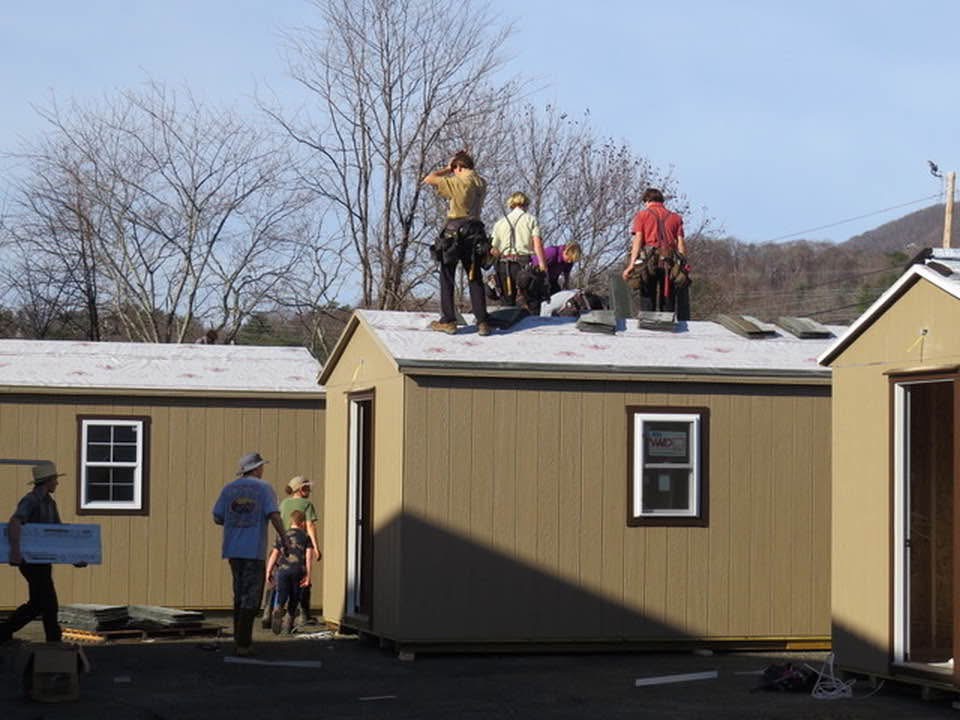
left=533, top=242, right=581, bottom=295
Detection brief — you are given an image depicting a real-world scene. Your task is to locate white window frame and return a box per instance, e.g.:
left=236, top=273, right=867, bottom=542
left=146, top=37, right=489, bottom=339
left=80, top=418, right=146, bottom=511
left=631, top=411, right=702, bottom=520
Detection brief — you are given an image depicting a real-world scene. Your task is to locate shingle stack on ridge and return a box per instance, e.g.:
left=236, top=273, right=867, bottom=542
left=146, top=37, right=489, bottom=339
left=58, top=604, right=129, bottom=631
left=127, top=605, right=205, bottom=628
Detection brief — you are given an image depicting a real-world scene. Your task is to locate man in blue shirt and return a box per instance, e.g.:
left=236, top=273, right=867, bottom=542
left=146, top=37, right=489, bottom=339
left=213, top=452, right=286, bottom=656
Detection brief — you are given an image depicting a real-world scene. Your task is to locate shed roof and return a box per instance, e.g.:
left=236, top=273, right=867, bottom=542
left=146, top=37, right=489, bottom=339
left=0, top=340, right=323, bottom=397
left=321, top=310, right=844, bottom=384
left=818, top=248, right=960, bottom=366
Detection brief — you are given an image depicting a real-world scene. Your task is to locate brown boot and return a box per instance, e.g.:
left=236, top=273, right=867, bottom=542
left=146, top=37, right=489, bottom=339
left=477, top=321, right=491, bottom=337
left=430, top=320, right=457, bottom=335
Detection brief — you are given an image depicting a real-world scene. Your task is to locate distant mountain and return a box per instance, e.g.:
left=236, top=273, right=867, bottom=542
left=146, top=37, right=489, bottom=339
left=842, top=203, right=956, bottom=255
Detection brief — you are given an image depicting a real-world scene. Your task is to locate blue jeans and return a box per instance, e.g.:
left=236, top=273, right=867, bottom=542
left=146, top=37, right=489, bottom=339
left=275, top=567, right=304, bottom=616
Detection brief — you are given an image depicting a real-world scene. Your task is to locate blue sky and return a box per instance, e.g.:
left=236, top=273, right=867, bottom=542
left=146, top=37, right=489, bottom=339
left=2, top=0, right=957, bottom=243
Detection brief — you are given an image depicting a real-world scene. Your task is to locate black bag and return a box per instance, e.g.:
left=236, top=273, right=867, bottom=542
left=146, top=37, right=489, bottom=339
left=555, top=290, right=606, bottom=317
left=754, top=663, right=816, bottom=693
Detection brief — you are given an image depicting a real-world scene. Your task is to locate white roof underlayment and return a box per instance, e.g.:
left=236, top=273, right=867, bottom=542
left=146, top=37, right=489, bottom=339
left=356, top=310, right=845, bottom=378
left=0, top=340, right=322, bottom=395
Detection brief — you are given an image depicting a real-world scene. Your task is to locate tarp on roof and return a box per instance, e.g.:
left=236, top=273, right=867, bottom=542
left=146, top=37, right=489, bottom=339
left=0, top=340, right=322, bottom=395
left=355, top=310, right=842, bottom=378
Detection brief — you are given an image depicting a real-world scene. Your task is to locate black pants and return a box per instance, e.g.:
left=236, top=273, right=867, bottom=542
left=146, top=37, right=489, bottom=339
left=439, top=232, right=488, bottom=324
left=0, top=564, right=61, bottom=642
left=495, top=258, right=530, bottom=306
left=639, top=267, right=677, bottom=313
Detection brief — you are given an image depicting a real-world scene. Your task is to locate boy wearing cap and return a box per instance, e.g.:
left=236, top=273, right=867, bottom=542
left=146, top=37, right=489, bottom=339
left=280, top=476, right=320, bottom=626
left=0, top=461, right=85, bottom=644
left=213, top=451, right=287, bottom=656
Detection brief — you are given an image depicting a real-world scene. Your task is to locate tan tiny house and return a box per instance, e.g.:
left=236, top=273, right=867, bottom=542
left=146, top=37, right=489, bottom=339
left=820, top=248, right=960, bottom=688
left=321, top=310, right=840, bottom=650
left=0, top=340, right=325, bottom=611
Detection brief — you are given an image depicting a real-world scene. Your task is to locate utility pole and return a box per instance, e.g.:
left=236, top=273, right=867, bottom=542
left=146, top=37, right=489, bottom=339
left=943, top=171, right=956, bottom=248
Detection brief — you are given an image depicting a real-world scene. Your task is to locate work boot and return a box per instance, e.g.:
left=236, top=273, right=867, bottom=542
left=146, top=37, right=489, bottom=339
left=477, top=321, right=491, bottom=337
left=429, top=320, right=457, bottom=335
left=281, top=614, right=294, bottom=635
left=235, top=608, right=257, bottom=655
left=271, top=606, right=285, bottom=635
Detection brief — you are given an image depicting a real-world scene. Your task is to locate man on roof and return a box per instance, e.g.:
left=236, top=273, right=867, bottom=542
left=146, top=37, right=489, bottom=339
left=490, top=192, right=548, bottom=307
left=423, top=150, right=491, bottom=337
left=623, top=188, right=689, bottom=314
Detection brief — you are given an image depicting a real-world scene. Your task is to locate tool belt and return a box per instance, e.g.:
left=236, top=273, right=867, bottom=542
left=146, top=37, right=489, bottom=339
left=498, top=254, right=530, bottom=263
left=626, top=247, right=691, bottom=292
left=431, top=219, right=492, bottom=268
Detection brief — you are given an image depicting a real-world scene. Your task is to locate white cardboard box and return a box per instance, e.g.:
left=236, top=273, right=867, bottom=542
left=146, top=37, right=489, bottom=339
left=0, top=523, right=101, bottom=564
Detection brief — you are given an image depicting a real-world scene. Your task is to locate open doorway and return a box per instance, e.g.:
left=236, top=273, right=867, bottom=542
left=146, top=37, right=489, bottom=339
left=893, top=378, right=954, bottom=670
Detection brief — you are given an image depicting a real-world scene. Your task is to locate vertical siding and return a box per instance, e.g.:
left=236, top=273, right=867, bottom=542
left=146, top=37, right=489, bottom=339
left=0, top=394, right=324, bottom=611
left=399, top=376, right=832, bottom=643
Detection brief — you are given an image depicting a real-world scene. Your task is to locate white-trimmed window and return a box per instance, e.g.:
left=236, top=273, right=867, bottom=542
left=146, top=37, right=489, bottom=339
left=629, top=408, right=708, bottom=526
left=78, top=417, right=149, bottom=513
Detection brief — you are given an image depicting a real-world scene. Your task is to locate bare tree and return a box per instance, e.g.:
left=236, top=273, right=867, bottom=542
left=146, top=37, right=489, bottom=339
left=5, top=84, right=328, bottom=343
left=270, top=0, right=515, bottom=310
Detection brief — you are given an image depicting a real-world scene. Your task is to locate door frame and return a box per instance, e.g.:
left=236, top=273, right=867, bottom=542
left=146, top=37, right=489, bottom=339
left=890, top=373, right=957, bottom=676
left=345, top=391, right=375, bottom=627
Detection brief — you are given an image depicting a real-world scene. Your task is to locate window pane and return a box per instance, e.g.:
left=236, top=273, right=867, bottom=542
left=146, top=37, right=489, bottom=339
left=87, top=443, right=112, bottom=462
left=641, top=468, right=691, bottom=512
left=86, top=467, right=112, bottom=502
left=644, top=421, right=691, bottom=464
left=87, top=483, right=112, bottom=502
left=113, top=426, right=137, bottom=443
left=113, top=444, right=138, bottom=462
left=111, top=467, right=135, bottom=486
left=87, top=425, right=111, bottom=442
left=113, top=482, right=135, bottom=502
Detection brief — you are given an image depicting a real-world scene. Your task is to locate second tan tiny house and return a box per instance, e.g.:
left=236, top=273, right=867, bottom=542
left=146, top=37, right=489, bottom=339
left=321, top=310, right=840, bottom=650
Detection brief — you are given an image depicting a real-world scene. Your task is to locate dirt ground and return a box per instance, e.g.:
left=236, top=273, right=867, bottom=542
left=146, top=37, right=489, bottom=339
left=1, top=614, right=959, bottom=720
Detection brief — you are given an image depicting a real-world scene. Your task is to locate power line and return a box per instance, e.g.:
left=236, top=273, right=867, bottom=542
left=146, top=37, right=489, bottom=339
left=763, top=194, right=941, bottom=243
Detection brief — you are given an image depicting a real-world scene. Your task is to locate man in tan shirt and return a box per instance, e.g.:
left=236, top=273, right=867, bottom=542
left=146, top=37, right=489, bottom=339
left=423, top=150, right=491, bottom=336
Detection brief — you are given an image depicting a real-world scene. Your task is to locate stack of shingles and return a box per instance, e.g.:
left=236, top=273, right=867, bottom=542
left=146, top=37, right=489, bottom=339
left=58, top=604, right=129, bottom=631
left=127, top=605, right=205, bottom=629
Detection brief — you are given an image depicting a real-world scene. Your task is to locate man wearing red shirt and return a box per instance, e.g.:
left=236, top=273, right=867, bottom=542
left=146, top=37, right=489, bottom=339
left=623, top=188, right=687, bottom=313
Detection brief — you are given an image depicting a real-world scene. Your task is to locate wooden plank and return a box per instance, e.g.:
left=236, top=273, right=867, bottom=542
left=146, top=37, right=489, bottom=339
left=535, top=390, right=561, bottom=636
left=727, top=396, right=752, bottom=635
left=470, top=388, right=495, bottom=547
left=403, top=378, right=427, bottom=516
left=770, top=395, right=795, bottom=635
left=790, top=395, right=815, bottom=633
left=600, top=391, right=627, bottom=637
left=147, top=406, right=170, bottom=604
left=514, top=387, right=540, bottom=635
left=579, top=392, right=604, bottom=604
left=748, top=395, right=773, bottom=635
left=557, top=391, right=582, bottom=585
left=165, top=406, right=188, bottom=607
left=706, top=395, right=732, bottom=636
left=202, top=405, right=226, bottom=607
left=183, top=405, right=206, bottom=607
left=425, top=385, right=450, bottom=526
left=491, top=388, right=518, bottom=558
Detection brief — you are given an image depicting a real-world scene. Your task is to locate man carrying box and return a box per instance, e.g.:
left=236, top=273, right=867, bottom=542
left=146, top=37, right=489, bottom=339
left=0, top=462, right=86, bottom=645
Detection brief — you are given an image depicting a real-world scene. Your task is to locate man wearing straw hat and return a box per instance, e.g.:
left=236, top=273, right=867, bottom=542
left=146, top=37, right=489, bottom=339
left=0, top=461, right=84, bottom=644
left=213, top=452, right=287, bottom=656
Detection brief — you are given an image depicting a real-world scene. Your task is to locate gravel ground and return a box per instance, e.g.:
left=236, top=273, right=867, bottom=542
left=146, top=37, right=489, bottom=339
left=1, top=615, right=958, bottom=719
